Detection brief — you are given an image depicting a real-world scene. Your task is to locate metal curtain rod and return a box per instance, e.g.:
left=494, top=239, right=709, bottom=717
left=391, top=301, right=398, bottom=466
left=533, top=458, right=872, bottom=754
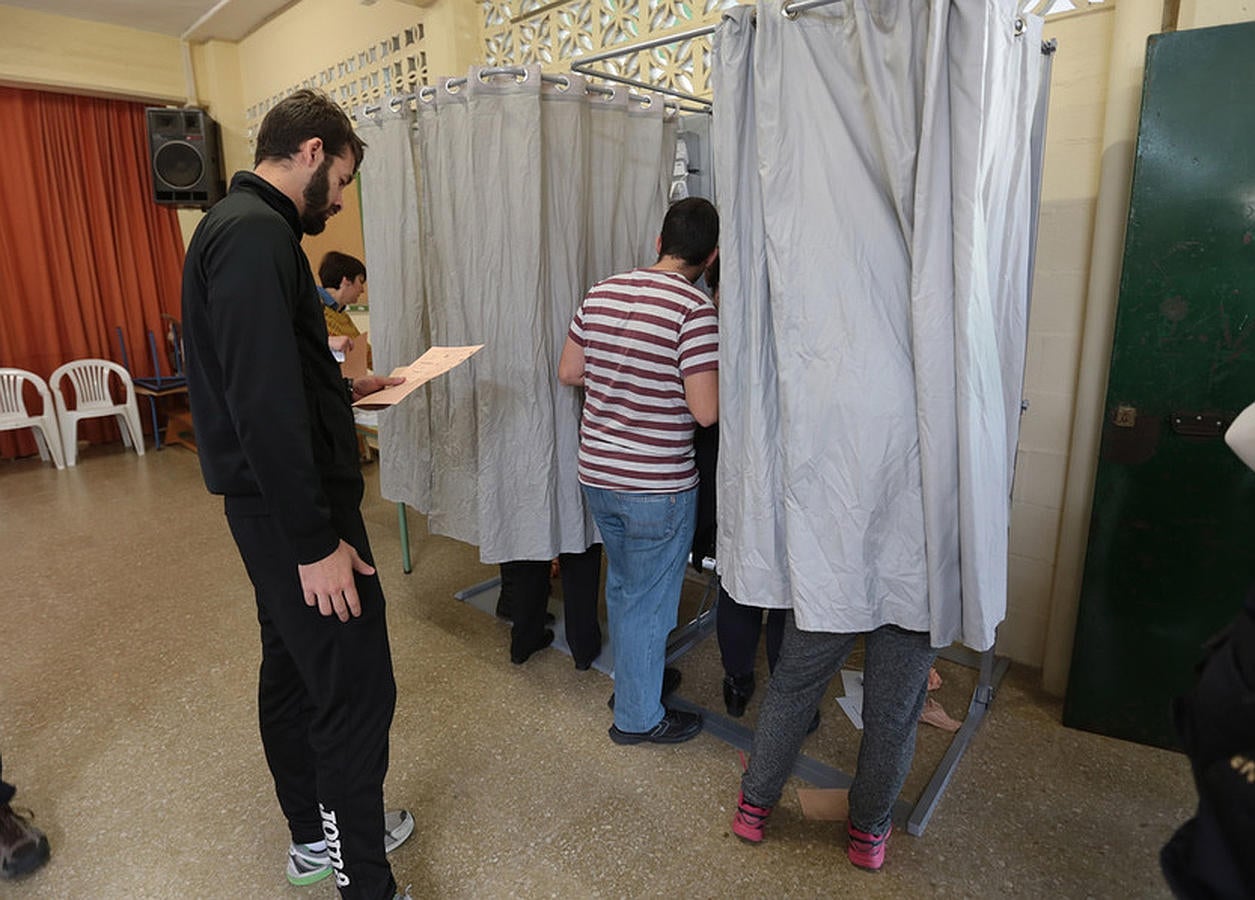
left=356, top=66, right=696, bottom=119
left=571, top=0, right=1053, bottom=109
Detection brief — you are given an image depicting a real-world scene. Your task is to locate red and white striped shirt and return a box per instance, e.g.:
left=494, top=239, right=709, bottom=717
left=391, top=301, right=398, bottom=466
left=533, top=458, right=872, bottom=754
left=569, top=268, right=719, bottom=492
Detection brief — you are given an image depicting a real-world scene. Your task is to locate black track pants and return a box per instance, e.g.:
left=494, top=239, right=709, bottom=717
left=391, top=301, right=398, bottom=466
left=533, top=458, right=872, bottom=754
left=226, top=490, right=398, bottom=900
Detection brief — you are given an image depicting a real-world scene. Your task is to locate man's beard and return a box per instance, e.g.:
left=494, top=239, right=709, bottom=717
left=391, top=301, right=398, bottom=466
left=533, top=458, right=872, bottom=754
left=300, top=156, right=334, bottom=234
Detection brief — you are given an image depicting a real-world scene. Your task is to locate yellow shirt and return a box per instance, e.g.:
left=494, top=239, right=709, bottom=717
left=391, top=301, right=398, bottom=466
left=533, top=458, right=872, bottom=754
left=323, top=305, right=360, bottom=338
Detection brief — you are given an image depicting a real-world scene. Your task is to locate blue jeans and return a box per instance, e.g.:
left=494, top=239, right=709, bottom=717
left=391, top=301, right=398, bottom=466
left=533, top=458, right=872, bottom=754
left=583, top=485, right=698, bottom=733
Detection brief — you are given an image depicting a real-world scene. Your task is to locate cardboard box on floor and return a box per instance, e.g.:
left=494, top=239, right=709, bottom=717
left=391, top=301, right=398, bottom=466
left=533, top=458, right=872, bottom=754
left=797, top=788, right=850, bottom=821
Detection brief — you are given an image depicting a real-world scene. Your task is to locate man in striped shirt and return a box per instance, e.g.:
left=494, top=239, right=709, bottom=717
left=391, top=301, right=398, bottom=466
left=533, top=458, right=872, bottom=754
left=558, top=197, right=720, bottom=745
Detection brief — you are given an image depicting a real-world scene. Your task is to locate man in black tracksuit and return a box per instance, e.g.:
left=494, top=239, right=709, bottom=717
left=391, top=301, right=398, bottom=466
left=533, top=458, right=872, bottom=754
left=182, top=90, right=405, bottom=900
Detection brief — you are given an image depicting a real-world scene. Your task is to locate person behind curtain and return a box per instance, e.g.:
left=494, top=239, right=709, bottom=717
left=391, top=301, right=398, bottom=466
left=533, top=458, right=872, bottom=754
left=181, top=89, right=414, bottom=900
left=495, top=548, right=604, bottom=668
left=558, top=197, right=720, bottom=745
left=690, top=258, right=794, bottom=722
left=731, top=629, right=935, bottom=870
left=0, top=755, right=50, bottom=879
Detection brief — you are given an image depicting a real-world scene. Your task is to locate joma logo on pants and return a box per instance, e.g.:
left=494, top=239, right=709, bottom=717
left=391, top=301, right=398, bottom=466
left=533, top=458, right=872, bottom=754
left=319, top=804, right=350, bottom=887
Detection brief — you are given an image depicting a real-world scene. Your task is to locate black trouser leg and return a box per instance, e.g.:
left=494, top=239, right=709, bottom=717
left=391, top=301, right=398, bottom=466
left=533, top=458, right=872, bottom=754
left=717, top=585, right=766, bottom=678
left=560, top=544, right=603, bottom=667
left=500, top=560, right=551, bottom=657
left=227, top=495, right=397, bottom=900
left=255, top=603, right=322, bottom=844
left=764, top=609, right=786, bottom=673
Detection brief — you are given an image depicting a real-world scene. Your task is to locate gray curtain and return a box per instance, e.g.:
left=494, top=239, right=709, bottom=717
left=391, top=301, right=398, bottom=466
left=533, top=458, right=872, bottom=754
left=361, top=66, right=675, bottom=564
left=712, top=0, right=1045, bottom=651
left=357, top=112, right=429, bottom=510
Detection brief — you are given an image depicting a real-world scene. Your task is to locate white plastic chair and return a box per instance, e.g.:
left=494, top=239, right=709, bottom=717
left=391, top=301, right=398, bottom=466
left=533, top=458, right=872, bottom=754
left=49, top=359, right=145, bottom=466
left=0, top=368, right=66, bottom=469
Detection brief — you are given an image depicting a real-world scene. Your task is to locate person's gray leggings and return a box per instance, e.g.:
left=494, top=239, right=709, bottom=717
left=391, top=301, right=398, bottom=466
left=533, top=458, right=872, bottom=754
left=740, top=615, right=936, bottom=835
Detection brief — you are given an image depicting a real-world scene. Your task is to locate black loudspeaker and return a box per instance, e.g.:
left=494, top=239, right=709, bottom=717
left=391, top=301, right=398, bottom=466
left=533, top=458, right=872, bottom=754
left=145, top=107, right=225, bottom=208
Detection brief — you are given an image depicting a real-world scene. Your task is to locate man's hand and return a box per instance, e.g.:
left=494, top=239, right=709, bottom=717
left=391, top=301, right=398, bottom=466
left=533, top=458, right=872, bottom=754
left=328, top=335, right=354, bottom=354
left=350, top=374, right=405, bottom=401
left=298, top=540, right=376, bottom=622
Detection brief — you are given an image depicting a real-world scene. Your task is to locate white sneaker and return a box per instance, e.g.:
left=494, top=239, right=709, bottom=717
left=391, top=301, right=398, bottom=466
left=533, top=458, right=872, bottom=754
left=286, top=842, right=333, bottom=886
left=285, top=809, right=413, bottom=885
left=384, top=809, right=415, bottom=853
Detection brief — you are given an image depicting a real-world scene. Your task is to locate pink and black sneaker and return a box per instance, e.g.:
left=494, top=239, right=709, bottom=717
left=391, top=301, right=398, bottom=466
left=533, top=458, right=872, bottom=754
left=846, top=821, right=891, bottom=870
left=731, top=791, right=772, bottom=843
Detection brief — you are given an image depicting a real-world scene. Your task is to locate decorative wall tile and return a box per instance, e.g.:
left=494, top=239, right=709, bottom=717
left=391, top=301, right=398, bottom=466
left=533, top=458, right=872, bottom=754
left=245, top=23, right=429, bottom=135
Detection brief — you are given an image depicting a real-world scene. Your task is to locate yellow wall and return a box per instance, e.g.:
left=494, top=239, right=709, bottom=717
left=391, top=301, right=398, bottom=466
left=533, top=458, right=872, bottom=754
left=1177, top=0, right=1254, bottom=27
left=234, top=0, right=480, bottom=106
left=1000, top=7, right=1117, bottom=666
left=0, top=4, right=185, bottom=102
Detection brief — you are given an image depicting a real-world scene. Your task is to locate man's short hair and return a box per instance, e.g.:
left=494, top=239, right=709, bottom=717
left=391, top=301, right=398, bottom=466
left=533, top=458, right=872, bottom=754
left=254, top=89, right=366, bottom=171
left=318, top=251, right=367, bottom=289
left=659, top=197, right=719, bottom=266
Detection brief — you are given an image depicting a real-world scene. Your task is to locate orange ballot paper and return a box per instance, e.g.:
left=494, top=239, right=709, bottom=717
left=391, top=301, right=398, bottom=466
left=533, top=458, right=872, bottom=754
left=352, top=344, right=484, bottom=408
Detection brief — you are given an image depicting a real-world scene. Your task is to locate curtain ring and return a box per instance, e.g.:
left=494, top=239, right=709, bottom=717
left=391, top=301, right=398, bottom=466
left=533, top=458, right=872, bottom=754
left=552, top=74, right=571, bottom=91
left=388, top=96, right=403, bottom=112
left=1014, top=16, right=1026, bottom=36
left=781, top=0, right=800, bottom=20
left=419, top=86, right=437, bottom=104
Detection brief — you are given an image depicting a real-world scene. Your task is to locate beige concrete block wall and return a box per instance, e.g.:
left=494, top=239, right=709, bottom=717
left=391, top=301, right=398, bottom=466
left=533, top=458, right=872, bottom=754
left=233, top=0, right=480, bottom=106
left=1178, top=0, right=1255, bottom=28
left=1001, top=8, right=1115, bottom=666
left=0, top=4, right=186, bottom=102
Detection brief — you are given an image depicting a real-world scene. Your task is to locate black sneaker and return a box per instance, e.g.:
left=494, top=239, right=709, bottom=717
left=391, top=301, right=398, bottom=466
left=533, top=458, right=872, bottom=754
left=510, top=629, right=554, bottom=664
left=723, top=673, right=756, bottom=717
left=609, top=708, right=703, bottom=745
left=608, top=667, right=681, bottom=710
left=0, top=804, right=50, bottom=879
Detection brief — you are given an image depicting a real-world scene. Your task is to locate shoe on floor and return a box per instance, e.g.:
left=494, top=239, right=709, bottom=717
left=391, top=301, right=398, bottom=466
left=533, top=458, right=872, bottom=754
left=510, top=628, right=554, bottom=664
left=731, top=791, right=772, bottom=843
left=287, top=809, right=415, bottom=886
left=0, top=803, right=50, bottom=879
left=608, top=708, right=702, bottom=745
left=608, top=667, right=681, bottom=710
left=847, top=821, right=890, bottom=871
left=573, top=651, right=600, bottom=671
left=286, top=842, right=333, bottom=886
left=723, top=673, right=755, bottom=717
left=384, top=809, right=414, bottom=853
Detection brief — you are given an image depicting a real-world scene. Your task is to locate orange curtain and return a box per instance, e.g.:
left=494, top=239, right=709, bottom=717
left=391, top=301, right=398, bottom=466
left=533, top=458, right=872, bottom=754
left=0, top=86, right=187, bottom=460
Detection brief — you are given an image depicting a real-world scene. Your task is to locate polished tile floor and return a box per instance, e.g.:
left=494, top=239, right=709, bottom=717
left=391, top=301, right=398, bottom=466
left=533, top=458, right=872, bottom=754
left=3, top=444, right=1193, bottom=898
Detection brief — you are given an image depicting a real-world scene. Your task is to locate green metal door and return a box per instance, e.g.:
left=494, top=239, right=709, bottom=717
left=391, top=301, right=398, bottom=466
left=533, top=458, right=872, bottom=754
left=1063, top=22, right=1255, bottom=748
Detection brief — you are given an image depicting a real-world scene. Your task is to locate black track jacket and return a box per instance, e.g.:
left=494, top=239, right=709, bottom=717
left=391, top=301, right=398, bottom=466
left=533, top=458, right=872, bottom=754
left=182, top=171, right=360, bottom=565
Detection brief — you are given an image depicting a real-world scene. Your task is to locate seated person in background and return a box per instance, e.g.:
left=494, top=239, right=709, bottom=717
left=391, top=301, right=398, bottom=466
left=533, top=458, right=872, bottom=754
left=559, top=197, right=720, bottom=747
left=318, top=251, right=371, bottom=371
left=317, top=251, right=367, bottom=340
